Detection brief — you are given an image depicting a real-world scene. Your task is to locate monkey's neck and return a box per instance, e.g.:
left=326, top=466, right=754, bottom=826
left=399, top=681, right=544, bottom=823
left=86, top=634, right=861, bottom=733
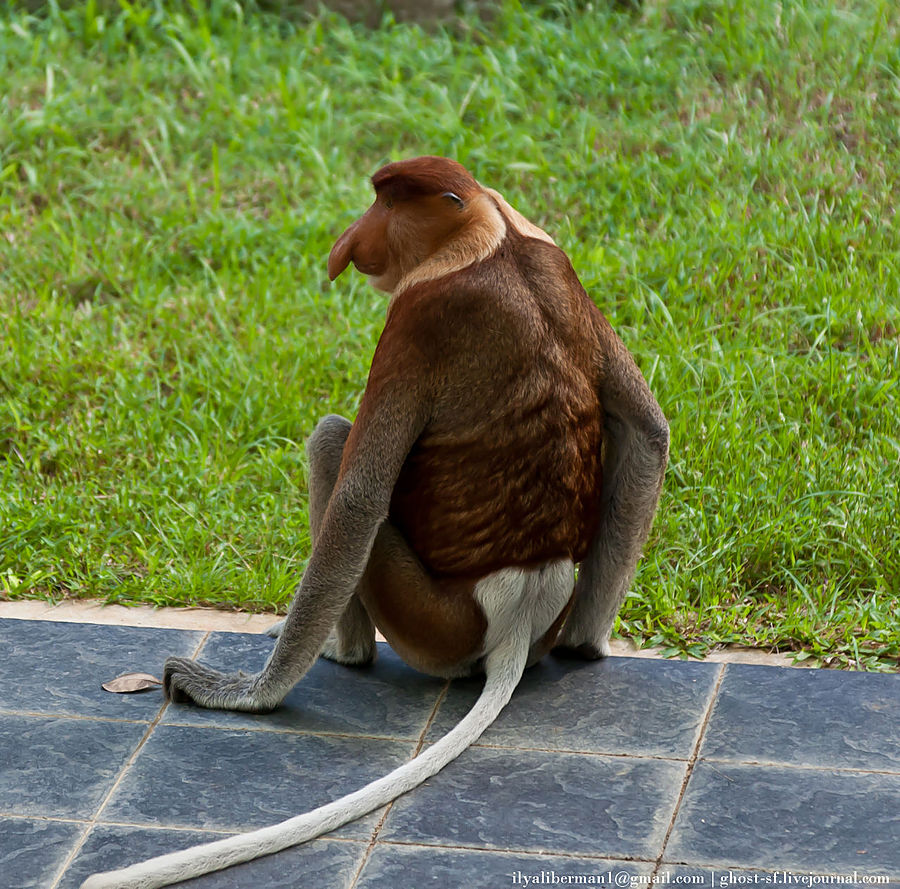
left=392, top=193, right=507, bottom=299
left=481, top=187, right=556, bottom=246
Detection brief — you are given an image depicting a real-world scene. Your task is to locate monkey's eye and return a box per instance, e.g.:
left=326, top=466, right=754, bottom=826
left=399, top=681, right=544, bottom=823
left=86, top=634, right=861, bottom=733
left=384, top=197, right=394, bottom=209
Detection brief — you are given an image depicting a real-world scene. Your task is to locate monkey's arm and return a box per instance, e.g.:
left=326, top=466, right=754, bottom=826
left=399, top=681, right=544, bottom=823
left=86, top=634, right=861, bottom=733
left=163, top=375, right=428, bottom=712
left=557, top=323, right=669, bottom=658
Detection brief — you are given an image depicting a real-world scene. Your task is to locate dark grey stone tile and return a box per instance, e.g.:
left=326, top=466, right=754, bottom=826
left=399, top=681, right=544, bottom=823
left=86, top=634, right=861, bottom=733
left=667, top=762, right=900, bottom=876
left=0, top=714, right=146, bottom=818
left=357, top=844, right=655, bottom=889
left=162, top=637, right=445, bottom=739
left=102, top=723, right=416, bottom=840
left=57, top=824, right=366, bottom=889
left=0, top=816, right=84, bottom=889
left=701, top=664, right=900, bottom=772
left=0, top=618, right=201, bottom=719
left=428, top=655, right=720, bottom=758
left=666, top=865, right=900, bottom=889
left=380, top=746, right=686, bottom=858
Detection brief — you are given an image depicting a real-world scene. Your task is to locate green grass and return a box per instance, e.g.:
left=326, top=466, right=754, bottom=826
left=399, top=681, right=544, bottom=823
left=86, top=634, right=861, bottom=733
left=1, top=0, right=898, bottom=670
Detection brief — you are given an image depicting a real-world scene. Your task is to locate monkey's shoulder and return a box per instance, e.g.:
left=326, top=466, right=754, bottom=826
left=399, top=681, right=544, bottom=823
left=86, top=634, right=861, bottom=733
left=476, top=234, right=589, bottom=307
left=390, top=240, right=597, bottom=337
left=379, top=270, right=522, bottom=366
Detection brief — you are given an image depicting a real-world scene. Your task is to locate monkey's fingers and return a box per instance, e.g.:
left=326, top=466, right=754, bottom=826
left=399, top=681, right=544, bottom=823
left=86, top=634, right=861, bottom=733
left=162, top=657, right=270, bottom=712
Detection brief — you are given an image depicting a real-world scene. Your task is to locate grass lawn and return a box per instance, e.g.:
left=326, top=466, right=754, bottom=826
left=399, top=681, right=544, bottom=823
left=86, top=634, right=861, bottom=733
left=1, top=1, right=897, bottom=669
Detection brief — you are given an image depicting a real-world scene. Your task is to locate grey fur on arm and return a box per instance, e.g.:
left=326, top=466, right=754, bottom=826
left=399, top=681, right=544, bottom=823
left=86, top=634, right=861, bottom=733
left=163, top=394, right=427, bottom=713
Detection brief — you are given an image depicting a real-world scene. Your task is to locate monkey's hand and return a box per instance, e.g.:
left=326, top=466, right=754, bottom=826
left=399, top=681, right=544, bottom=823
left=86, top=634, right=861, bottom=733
left=163, top=657, right=272, bottom=712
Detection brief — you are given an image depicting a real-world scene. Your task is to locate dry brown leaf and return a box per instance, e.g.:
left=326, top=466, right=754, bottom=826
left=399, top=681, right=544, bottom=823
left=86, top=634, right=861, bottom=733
left=102, top=672, right=163, bottom=693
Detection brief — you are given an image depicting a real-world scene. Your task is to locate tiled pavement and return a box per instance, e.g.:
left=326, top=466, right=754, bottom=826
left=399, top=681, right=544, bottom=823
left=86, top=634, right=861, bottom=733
left=1, top=617, right=898, bottom=889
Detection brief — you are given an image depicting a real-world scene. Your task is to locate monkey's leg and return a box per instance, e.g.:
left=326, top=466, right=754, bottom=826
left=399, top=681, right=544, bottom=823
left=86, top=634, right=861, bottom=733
left=267, top=415, right=376, bottom=665
left=271, top=500, right=482, bottom=679
left=351, top=518, right=488, bottom=679
left=298, top=425, right=484, bottom=677
left=556, top=406, right=669, bottom=659
left=267, top=595, right=374, bottom=665
left=165, top=415, right=375, bottom=710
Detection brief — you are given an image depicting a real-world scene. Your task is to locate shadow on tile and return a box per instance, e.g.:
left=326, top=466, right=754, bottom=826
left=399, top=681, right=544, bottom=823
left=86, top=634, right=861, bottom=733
left=161, top=637, right=446, bottom=739
left=57, top=823, right=366, bottom=889
left=429, top=655, right=720, bottom=758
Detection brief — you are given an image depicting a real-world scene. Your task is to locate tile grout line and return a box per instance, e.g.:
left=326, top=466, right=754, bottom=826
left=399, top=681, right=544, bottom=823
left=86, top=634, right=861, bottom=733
left=469, top=742, right=691, bottom=762
left=0, top=607, right=824, bottom=669
left=12, top=698, right=891, bottom=773
left=0, top=709, right=155, bottom=725
left=47, top=630, right=212, bottom=889
left=375, top=836, right=661, bottom=863
left=7, top=703, right=896, bottom=775
left=346, top=678, right=453, bottom=889
left=47, top=708, right=172, bottom=889
left=1, top=810, right=232, bottom=833
left=651, top=662, right=727, bottom=877
left=159, top=719, right=429, bottom=743
left=692, top=757, right=900, bottom=777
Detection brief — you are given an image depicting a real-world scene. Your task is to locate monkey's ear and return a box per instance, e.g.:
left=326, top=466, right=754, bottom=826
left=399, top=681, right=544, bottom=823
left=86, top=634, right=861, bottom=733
left=441, top=191, right=465, bottom=210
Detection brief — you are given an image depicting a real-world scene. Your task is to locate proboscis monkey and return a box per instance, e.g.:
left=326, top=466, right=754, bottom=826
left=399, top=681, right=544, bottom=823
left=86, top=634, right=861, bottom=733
left=82, top=156, right=668, bottom=889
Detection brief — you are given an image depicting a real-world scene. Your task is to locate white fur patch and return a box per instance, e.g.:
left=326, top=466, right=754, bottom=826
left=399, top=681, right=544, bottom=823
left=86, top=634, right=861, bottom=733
left=474, top=559, right=575, bottom=657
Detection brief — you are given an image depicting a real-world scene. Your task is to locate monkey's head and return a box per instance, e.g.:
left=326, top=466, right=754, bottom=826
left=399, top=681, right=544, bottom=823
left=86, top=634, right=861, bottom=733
left=328, top=156, right=483, bottom=293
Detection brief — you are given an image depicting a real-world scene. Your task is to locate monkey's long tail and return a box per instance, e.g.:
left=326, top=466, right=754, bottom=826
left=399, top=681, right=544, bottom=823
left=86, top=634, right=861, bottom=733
left=80, top=625, right=532, bottom=889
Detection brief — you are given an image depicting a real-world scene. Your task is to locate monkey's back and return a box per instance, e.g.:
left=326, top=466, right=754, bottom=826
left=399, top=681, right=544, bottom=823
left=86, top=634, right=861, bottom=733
left=386, top=235, right=605, bottom=579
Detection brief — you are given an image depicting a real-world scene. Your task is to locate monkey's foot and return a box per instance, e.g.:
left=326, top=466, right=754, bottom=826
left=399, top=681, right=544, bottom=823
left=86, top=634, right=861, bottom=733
left=552, top=638, right=612, bottom=660
left=163, top=657, right=272, bottom=712
left=266, top=618, right=286, bottom=638
left=319, top=630, right=376, bottom=667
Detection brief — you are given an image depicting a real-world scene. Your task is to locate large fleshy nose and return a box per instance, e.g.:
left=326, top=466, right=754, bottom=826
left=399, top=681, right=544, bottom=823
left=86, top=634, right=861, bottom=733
left=327, top=219, right=359, bottom=281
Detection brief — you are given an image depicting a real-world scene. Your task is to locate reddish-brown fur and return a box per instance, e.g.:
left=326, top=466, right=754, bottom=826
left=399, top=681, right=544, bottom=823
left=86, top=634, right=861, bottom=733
left=330, top=157, right=607, bottom=666
left=371, top=156, right=480, bottom=203
left=359, top=539, right=485, bottom=674
left=380, top=230, right=604, bottom=578
left=133, top=155, right=664, bottom=889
